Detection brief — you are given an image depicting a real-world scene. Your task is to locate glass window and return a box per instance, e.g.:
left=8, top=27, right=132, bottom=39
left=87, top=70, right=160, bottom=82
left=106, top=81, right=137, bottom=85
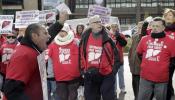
left=2, top=0, right=23, bottom=5
left=76, top=0, right=95, bottom=8
left=120, top=18, right=126, bottom=25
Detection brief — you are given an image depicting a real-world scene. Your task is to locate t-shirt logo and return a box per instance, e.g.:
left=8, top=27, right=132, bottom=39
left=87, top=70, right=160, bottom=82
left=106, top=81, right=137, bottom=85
left=88, top=45, right=102, bottom=64
left=145, top=39, right=165, bottom=61
left=168, top=33, right=175, bottom=40
left=59, top=47, right=71, bottom=64
left=2, top=48, right=14, bottom=63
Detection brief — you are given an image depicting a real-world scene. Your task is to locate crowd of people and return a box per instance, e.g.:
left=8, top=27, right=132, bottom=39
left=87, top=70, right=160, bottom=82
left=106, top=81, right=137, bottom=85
left=0, top=8, right=174, bottom=100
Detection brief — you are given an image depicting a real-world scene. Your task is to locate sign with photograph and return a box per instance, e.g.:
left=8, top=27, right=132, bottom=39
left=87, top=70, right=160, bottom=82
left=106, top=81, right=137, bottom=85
left=39, top=10, right=56, bottom=24
left=0, top=15, right=14, bottom=34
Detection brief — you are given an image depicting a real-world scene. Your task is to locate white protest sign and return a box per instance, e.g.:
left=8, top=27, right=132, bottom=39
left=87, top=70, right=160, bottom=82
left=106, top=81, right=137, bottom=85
left=66, top=18, right=88, bottom=31
left=43, top=0, right=64, bottom=9
left=56, top=3, right=72, bottom=14
left=15, top=10, right=39, bottom=28
left=88, top=5, right=111, bottom=24
left=37, top=52, right=48, bottom=100
left=0, top=15, right=14, bottom=34
left=109, top=16, right=121, bottom=32
left=39, top=10, right=56, bottom=24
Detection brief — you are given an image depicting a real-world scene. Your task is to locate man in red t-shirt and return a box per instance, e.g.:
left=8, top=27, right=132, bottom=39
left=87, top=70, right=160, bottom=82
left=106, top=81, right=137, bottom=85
left=137, top=17, right=175, bottom=100
left=79, top=15, right=121, bottom=100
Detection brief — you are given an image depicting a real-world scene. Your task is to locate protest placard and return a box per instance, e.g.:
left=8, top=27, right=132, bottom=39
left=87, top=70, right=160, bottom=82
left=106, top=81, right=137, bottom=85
left=39, top=10, right=56, bottom=24
left=88, top=5, right=111, bottom=24
left=66, top=18, right=88, bottom=31
left=109, top=16, right=121, bottom=32
left=0, top=15, right=14, bottom=34
left=15, top=10, right=39, bottom=28
left=56, top=2, right=72, bottom=14
left=43, top=0, right=64, bottom=10
left=37, top=51, right=48, bottom=100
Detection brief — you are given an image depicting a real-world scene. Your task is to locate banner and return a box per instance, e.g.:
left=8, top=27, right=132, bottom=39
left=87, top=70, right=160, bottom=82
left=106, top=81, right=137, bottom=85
left=37, top=52, right=48, bottom=100
left=15, top=10, right=39, bottom=28
left=39, top=10, right=56, bottom=24
left=0, top=15, right=14, bottom=34
left=88, top=5, right=112, bottom=24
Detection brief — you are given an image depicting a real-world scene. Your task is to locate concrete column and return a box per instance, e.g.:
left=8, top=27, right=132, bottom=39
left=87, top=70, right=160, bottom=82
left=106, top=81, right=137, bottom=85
left=0, top=0, right=2, bottom=14
left=136, top=0, right=141, bottom=23
left=23, top=0, right=38, bottom=10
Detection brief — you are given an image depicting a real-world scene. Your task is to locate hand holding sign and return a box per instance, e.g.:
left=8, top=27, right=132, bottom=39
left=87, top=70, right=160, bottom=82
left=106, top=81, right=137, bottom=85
left=59, top=11, right=68, bottom=24
left=56, top=3, right=72, bottom=14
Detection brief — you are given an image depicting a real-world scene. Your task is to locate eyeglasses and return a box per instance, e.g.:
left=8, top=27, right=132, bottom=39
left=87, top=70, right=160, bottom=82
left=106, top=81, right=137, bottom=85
left=93, top=21, right=102, bottom=24
left=6, top=36, right=16, bottom=39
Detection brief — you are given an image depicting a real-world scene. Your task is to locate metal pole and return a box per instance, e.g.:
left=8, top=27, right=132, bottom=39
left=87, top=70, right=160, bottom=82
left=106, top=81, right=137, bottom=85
left=0, top=0, right=2, bottom=14
left=136, top=0, right=141, bottom=23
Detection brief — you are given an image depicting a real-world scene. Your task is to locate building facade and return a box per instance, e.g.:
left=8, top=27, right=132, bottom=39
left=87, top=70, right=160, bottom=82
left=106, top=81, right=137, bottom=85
left=1, top=0, right=175, bottom=26
left=1, top=0, right=42, bottom=14
left=68, top=0, right=175, bottom=25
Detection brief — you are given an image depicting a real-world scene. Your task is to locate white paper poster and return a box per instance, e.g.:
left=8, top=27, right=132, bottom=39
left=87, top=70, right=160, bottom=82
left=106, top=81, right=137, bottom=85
left=66, top=18, right=88, bottom=31
left=37, top=52, right=48, bottom=100
left=15, top=10, right=40, bottom=28
left=109, top=16, right=121, bottom=32
left=0, top=15, right=14, bottom=34
left=88, top=5, right=112, bottom=24
left=56, top=3, right=72, bottom=14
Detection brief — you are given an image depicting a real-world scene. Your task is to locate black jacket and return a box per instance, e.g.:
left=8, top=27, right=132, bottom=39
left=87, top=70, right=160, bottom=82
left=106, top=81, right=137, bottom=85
left=79, top=27, right=121, bottom=74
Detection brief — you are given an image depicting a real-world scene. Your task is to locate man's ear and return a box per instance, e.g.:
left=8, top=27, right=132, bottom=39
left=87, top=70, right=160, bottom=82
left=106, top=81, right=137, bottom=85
left=31, top=33, right=38, bottom=43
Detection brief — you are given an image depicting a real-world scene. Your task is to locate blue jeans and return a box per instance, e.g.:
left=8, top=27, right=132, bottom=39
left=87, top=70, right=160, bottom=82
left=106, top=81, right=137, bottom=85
left=115, top=65, right=125, bottom=91
left=47, top=80, right=59, bottom=100
left=138, top=78, right=167, bottom=100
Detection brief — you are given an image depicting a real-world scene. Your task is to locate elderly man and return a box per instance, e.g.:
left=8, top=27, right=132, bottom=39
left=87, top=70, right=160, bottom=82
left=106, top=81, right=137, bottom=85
left=79, top=15, right=121, bottom=100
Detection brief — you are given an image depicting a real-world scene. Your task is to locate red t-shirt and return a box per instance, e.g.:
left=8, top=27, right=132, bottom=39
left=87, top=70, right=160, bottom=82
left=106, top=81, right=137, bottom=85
left=48, top=39, right=80, bottom=81
left=0, top=43, right=17, bottom=75
left=6, top=44, right=43, bottom=100
left=84, top=33, right=113, bottom=75
left=86, top=33, right=102, bottom=69
left=137, top=35, right=175, bottom=82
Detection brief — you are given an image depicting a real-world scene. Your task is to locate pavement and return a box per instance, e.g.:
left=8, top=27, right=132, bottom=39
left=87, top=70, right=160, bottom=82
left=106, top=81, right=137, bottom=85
left=117, top=56, right=175, bottom=100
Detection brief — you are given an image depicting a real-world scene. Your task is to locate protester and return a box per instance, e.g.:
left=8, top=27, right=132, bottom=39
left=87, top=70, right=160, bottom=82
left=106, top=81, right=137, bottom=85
left=163, top=8, right=175, bottom=100
left=75, top=24, right=85, bottom=100
left=75, top=24, right=85, bottom=40
left=48, top=11, right=68, bottom=44
left=137, top=17, right=175, bottom=100
left=128, top=21, right=143, bottom=100
left=79, top=15, right=121, bottom=100
left=48, top=23, right=80, bottom=100
left=3, top=23, right=51, bottom=100
left=0, top=30, right=18, bottom=80
left=110, top=23, right=127, bottom=94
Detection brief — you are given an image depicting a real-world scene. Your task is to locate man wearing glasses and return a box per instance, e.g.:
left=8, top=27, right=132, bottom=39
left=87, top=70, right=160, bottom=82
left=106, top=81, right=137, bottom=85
left=79, top=15, right=121, bottom=100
